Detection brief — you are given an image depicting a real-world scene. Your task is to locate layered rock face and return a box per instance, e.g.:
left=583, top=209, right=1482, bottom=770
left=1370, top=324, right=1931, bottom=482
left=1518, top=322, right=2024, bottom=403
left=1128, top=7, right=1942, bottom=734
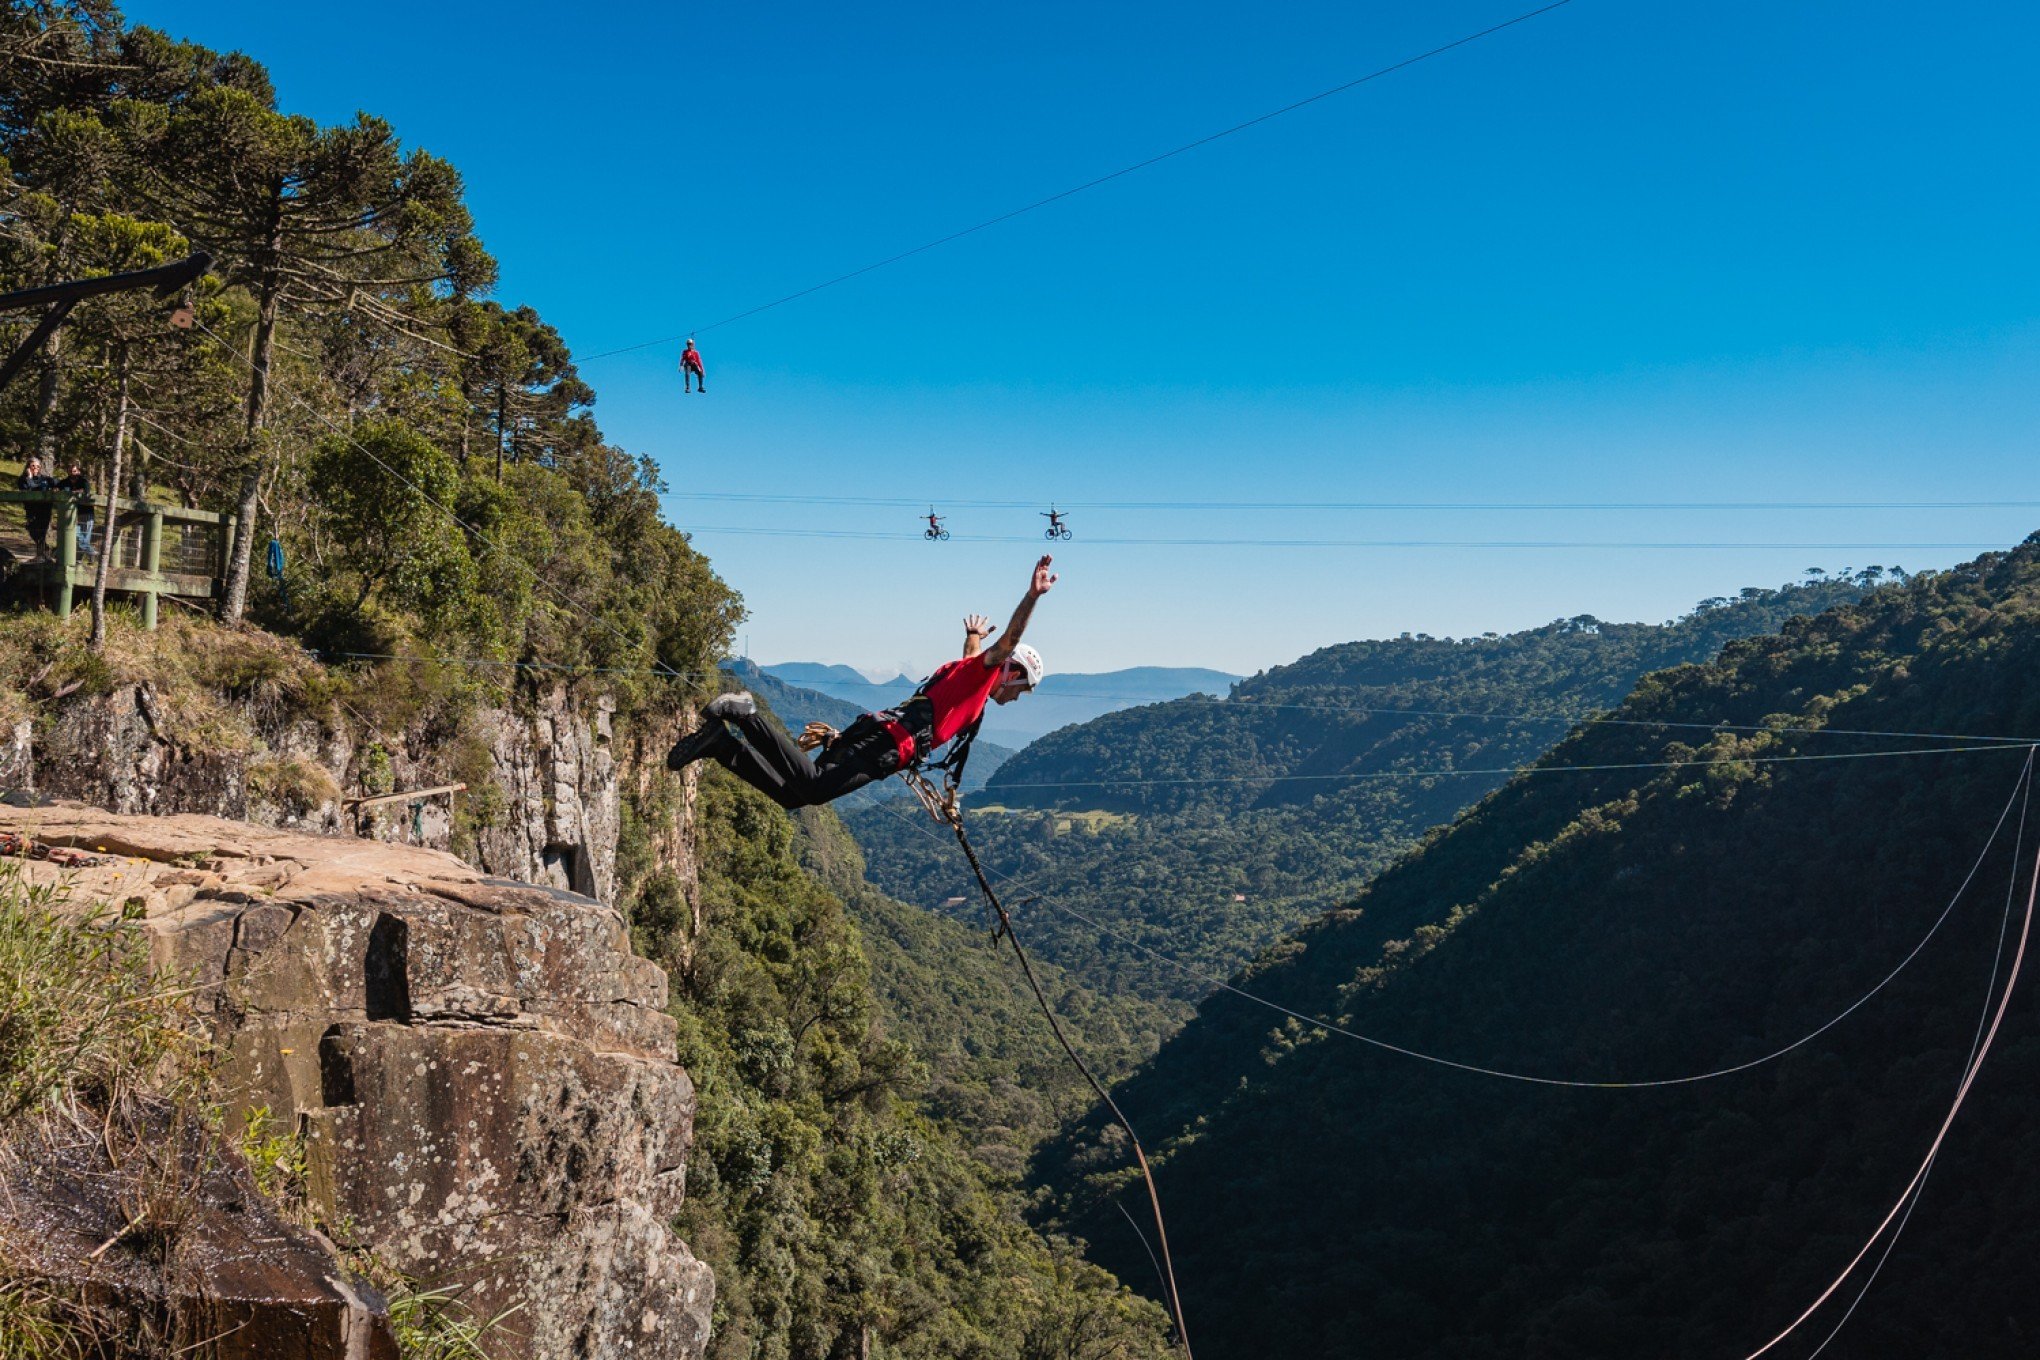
left=0, top=680, right=626, bottom=901
left=1, top=803, right=712, bottom=1360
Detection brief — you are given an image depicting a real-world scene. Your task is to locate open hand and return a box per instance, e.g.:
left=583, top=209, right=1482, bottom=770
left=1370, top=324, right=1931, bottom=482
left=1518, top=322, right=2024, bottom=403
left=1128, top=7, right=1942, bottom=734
left=1030, top=555, right=1058, bottom=597
left=964, top=613, right=995, bottom=637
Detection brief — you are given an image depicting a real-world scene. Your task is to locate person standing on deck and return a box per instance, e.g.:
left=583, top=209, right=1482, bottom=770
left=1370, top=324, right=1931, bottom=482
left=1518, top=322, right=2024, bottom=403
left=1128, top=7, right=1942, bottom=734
left=667, top=555, right=1058, bottom=807
left=16, top=456, right=53, bottom=559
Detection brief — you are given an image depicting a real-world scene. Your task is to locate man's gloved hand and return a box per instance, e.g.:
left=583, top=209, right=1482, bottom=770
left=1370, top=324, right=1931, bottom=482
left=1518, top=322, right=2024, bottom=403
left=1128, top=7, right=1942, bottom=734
left=797, top=721, right=839, bottom=752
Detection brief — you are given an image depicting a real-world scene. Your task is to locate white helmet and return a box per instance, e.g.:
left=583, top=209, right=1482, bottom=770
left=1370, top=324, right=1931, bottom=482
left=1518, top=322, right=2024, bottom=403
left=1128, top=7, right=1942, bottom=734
left=1007, top=643, right=1043, bottom=689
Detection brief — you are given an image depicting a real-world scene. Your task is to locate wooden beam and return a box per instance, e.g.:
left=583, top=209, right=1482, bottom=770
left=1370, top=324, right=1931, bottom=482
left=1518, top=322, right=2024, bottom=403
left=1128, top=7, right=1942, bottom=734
left=343, top=782, right=467, bottom=810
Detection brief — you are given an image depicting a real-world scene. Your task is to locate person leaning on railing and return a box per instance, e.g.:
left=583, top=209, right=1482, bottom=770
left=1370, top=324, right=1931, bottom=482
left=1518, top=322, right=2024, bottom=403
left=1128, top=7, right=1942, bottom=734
left=58, top=462, right=93, bottom=561
left=15, top=455, right=53, bottom=560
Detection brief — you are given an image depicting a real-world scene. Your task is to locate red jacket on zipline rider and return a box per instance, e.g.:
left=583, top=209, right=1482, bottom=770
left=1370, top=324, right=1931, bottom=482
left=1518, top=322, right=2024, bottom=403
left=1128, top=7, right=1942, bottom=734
left=667, top=555, right=1057, bottom=808
left=679, top=339, right=705, bottom=392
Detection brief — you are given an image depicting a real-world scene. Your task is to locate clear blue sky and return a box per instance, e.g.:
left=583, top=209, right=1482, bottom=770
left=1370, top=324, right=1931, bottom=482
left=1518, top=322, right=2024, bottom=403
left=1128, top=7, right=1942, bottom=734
left=127, top=1, right=2040, bottom=678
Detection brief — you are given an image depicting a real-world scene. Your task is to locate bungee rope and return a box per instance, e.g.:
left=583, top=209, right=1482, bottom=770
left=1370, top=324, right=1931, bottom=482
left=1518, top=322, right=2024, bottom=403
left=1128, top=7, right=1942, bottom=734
left=899, top=761, right=1195, bottom=1358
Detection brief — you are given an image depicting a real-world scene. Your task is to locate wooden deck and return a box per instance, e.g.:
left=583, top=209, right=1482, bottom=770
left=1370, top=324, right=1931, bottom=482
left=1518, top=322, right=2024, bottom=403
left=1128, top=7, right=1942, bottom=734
left=0, top=490, right=231, bottom=626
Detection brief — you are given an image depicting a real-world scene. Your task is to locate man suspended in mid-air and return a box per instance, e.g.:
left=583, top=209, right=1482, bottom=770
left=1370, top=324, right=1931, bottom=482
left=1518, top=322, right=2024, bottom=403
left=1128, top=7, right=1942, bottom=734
left=680, top=338, right=706, bottom=393
left=668, top=555, right=1058, bottom=807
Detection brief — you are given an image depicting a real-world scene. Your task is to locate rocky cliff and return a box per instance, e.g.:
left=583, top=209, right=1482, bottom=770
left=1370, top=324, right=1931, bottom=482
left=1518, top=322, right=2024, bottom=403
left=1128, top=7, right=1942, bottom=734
left=0, top=675, right=635, bottom=905
left=0, top=802, right=713, bottom=1360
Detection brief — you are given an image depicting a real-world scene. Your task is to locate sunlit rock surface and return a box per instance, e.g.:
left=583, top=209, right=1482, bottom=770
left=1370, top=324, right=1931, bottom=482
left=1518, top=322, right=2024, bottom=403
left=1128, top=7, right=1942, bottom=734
left=0, top=803, right=712, bottom=1360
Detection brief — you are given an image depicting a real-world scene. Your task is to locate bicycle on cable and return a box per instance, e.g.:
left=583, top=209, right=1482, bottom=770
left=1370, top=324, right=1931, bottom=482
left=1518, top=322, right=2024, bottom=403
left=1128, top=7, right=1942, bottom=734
left=1042, top=505, right=1072, bottom=540
left=924, top=508, right=950, bottom=541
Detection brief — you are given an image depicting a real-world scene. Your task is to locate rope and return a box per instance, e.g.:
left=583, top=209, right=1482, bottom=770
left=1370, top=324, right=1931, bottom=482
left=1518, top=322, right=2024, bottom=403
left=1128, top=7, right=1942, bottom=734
left=984, top=741, right=2033, bottom=791
left=576, top=1, right=1579, bottom=362
left=936, top=803, right=1195, bottom=1357
left=1740, top=786, right=2040, bottom=1359
left=328, top=650, right=2040, bottom=747
left=675, top=523, right=2005, bottom=551
left=1803, top=763, right=2032, bottom=1358
left=866, top=748, right=2036, bottom=1089
left=665, top=491, right=2040, bottom=514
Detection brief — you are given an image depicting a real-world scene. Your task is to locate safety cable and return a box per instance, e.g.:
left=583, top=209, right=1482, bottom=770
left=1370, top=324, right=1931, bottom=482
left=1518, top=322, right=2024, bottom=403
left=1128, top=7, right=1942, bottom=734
left=1802, top=759, right=2031, bottom=1358
left=324, top=650, right=2038, bottom=748
left=576, top=1, right=1578, bottom=362
left=984, top=741, right=2032, bottom=791
left=939, top=806, right=1194, bottom=1358
left=868, top=748, right=2035, bottom=1089
left=678, top=523, right=2003, bottom=551
left=670, top=490, right=2040, bottom=514
left=1739, top=797, right=2039, bottom=1359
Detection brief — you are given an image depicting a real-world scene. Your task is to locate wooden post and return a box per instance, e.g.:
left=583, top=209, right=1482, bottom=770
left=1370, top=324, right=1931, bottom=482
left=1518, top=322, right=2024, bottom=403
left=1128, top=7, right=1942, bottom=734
left=54, top=494, right=75, bottom=618
left=141, top=507, right=164, bottom=630
left=90, top=345, right=130, bottom=648
left=217, top=514, right=235, bottom=595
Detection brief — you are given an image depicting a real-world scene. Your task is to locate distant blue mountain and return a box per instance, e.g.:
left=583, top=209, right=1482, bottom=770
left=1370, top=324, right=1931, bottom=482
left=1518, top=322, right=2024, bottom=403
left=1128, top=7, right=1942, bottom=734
left=760, top=661, right=1240, bottom=747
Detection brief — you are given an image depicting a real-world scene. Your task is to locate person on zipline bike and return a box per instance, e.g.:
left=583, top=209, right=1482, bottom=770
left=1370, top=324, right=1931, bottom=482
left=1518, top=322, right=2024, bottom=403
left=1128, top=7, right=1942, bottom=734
left=667, top=555, right=1057, bottom=807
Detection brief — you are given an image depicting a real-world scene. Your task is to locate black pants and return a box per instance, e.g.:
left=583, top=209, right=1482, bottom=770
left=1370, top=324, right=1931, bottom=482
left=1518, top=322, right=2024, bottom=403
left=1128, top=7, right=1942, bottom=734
left=684, top=366, right=705, bottom=392
left=718, top=709, right=895, bottom=809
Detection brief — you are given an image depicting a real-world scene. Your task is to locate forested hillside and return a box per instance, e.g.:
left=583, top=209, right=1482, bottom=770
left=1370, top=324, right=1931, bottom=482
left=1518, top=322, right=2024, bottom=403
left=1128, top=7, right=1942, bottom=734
left=849, top=578, right=1873, bottom=1010
left=1035, top=540, right=2040, bottom=1359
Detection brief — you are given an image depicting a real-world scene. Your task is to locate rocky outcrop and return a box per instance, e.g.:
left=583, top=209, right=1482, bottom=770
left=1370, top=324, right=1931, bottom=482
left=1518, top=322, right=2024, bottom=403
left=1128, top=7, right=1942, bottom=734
left=467, top=691, right=620, bottom=906
left=3, top=680, right=633, bottom=898
left=1, top=803, right=713, bottom=1360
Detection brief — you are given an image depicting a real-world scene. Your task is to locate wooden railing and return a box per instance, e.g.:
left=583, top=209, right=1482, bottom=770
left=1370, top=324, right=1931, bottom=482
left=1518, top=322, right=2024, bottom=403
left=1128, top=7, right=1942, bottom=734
left=0, top=489, right=232, bottom=627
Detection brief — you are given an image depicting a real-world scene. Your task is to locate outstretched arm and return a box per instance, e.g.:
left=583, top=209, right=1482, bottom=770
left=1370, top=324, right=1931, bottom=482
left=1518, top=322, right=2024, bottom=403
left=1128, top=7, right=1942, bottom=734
left=983, top=555, right=1056, bottom=668
left=961, top=614, right=995, bottom=659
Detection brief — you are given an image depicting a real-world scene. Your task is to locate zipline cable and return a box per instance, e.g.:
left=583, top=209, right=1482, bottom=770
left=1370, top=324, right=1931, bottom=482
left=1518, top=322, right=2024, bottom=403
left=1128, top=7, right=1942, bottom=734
left=576, top=1, right=1578, bottom=362
left=677, top=524, right=2005, bottom=551
left=1115, top=1198, right=1172, bottom=1311
left=941, top=807, right=1194, bottom=1358
left=325, top=650, right=2040, bottom=747
left=669, top=491, right=2040, bottom=514
left=982, top=741, right=2032, bottom=791
left=1802, top=759, right=2032, bottom=1359
left=867, top=748, right=2035, bottom=1089
left=1739, top=789, right=2039, bottom=1360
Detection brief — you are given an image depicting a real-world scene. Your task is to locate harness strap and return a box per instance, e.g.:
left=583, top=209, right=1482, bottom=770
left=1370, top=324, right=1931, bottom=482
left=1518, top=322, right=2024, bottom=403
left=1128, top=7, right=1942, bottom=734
left=879, top=716, right=916, bottom=767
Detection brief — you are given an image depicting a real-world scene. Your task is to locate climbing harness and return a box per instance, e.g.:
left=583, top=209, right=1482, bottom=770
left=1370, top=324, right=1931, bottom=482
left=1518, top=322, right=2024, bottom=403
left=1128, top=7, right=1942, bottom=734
left=900, top=773, right=1194, bottom=1358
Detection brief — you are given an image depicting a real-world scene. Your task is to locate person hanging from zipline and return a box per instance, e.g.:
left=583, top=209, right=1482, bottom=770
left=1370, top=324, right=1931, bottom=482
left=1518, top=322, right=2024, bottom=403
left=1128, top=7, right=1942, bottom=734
left=667, top=554, right=1057, bottom=807
left=679, top=338, right=706, bottom=393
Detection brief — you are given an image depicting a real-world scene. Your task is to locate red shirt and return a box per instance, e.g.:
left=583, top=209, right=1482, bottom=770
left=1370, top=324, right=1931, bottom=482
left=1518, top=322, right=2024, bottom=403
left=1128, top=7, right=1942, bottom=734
left=681, top=348, right=704, bottom=371
left=922, top=656, right=1003, bottom=745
